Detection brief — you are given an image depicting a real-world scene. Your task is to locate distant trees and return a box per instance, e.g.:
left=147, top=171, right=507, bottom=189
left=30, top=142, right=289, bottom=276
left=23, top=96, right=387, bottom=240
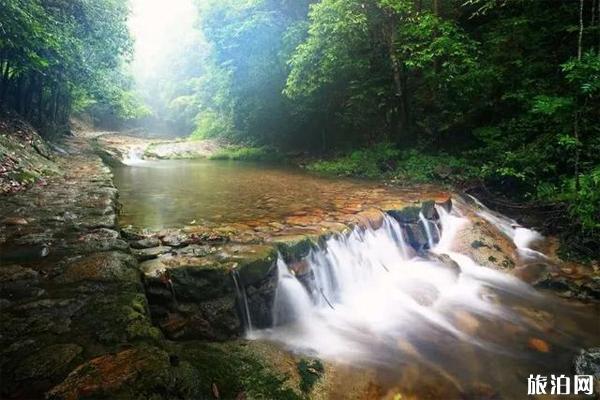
left=0, top=0, right=144, bottom=135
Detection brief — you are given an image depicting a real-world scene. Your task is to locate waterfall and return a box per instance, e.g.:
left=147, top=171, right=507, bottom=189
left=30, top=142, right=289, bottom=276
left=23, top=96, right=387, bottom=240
left=250, top=202, right=562, bottom=367
left=419, top=211, right=435, bottom=249
left=123, top=147, right=146, bottom=166
left=465, top=194, right=546, bottom=259
left=231, top=268, right=254, bottom=336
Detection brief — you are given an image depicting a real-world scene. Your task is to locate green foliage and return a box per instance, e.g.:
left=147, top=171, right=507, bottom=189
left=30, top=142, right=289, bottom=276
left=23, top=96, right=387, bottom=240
left=308, top=143, right=401, bottom=178
left=190, top=110, right=234, bottom=140
left=209, top=146, right=282, bottom=162
left=308, top=144, right=476, bottom=182
left=0, top=0, right=139, bottom=131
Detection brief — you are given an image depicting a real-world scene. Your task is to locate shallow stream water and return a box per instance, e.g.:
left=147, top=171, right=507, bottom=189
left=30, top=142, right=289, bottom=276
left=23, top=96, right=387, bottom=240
left=112, top=159, right=599, bottom=399
left=112, top=159, right=437, bottom=229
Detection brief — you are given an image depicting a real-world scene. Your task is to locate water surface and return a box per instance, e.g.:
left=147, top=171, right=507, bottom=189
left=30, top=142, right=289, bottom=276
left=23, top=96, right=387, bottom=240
left=112, top=159, right=437, bottom=229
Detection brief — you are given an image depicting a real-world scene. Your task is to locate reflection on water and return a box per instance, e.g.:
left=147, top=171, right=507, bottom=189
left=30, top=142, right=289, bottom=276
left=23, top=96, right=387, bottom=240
left=112, top=159, right=426, bottom=229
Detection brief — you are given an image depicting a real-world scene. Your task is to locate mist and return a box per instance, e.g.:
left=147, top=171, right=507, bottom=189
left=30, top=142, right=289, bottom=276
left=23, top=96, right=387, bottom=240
left=128, top=0, right=207, bottom=136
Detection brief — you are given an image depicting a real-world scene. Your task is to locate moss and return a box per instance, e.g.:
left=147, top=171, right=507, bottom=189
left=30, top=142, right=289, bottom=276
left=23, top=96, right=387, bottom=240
left=272, top=235, right=318, bottom=263
left=174, top=341, right=301, bottom=400
left=297, top=358, right=324, bottom=394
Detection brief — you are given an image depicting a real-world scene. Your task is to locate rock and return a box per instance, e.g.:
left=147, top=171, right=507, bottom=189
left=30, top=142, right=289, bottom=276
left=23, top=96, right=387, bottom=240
left=121, top=227, right=145, bottom=241
left=46, top=346, right=202, bottom=400
left=159, top=296, right=240, bottom=341
left=161, top=233, right=189, bottom=247
left=574, top=347, right=600, bottom=395
left=130, top=236, right=161, bottom=249
left=132, top=246, right=173, bottom=261
left=14, top=344, right=82, bottom=381
left=54, top=252, right=140, bottom=289
left=428, top=253, right=461, bottom=276
left=436, top=198, right=452, bottom=213
left=388, top=206, right=421, bottom=223
left=403, top=222, right=429, bottom=252
left=270, top=234, right=317, bottom=263
left=0, top=264, right=39, bottom=282
left=421, top=200, right=438, bottom=220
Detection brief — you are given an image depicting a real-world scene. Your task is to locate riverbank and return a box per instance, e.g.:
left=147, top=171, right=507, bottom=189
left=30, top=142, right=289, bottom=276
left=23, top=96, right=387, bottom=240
left=0, top=124, right=323, bottom=399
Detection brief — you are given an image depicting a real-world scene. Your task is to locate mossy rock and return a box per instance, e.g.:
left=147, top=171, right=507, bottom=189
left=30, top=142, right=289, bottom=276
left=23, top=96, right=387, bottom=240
left=172, top=341, right=302, bottom=400
left=388, top=206, right=421, bottom=223
left=271, top=234, right=318, bottom=263
left=47, top=345, right=203, bottom=400
left=78, top=292, right=162, bottom=345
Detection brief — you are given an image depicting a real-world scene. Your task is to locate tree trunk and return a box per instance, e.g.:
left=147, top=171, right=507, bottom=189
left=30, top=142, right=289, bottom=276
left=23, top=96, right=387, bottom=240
left=0, top=59, right=9, bottom=103
left=385, top=20, right=409, bottom=141
left=574, top=0, right=584, bottom=191
left=433, top=0, right=440, bottom=16
left=38, top=77, right=45, bottom=125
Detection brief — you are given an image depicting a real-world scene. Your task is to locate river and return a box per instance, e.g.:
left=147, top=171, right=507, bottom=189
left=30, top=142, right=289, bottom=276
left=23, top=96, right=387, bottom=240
left=112, top=158, right=599, bottom=399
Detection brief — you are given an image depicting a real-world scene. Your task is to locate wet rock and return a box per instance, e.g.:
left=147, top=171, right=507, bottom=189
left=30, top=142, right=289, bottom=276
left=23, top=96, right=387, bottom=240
left=132, top=245, right=173, bottom=261
left=421, top=200, right=438, bottom=220
left=47, top=346, right=202, bottom=400
left=270, top=234, right=317, bottom=263
left=79, top=292, right=161, bottom=344
left=222, top=244, right=277, bottom=286
left=388, top=206, right=421, bottom=223
left=3, top=298, right=85, bottom=340
left=436, top=197, right=452, bottom=212
left=130, top=236, right=161, bottom=249
left=0, top=244, right=50, bottom=263
left=54, top=252, right=140, bottom=289
left=0, top=264, right=39, bottom=282
left=168, top=263, right=234, bottom=303
left=162, top=296, right=240, bottom=341
left=574, top=347, right=600, bottom=395
left=428, top=253, right=461, bottom=276
left=161, top=232, right=190, bottom=247
left=532, top=271, right=600, bottom=301
left=450, top=214, right=517, bottom=270
left=14, top=343, right=82, bottom=381
left=403, top=222, right=429, bottom=252
left=120, top=227, right=145, bottom=241
left=69, top=228, right=128, bottom=254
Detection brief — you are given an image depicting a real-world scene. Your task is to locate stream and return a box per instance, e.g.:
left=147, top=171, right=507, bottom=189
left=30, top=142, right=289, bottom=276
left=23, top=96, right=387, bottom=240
left=112, top=159, right=599, bottom=399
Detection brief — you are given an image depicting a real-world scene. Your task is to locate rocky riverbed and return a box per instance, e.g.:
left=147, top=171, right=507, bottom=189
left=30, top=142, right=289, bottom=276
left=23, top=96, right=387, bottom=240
left=1, top=124, right=599, bottom=399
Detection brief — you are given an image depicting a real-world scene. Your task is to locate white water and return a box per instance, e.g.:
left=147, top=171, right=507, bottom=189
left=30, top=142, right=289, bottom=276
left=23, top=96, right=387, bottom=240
left=122, top=148, right=146, bottom=166
left=466, top=194, right=546, bottom=259
left=252, top=203, right=548, bottom=366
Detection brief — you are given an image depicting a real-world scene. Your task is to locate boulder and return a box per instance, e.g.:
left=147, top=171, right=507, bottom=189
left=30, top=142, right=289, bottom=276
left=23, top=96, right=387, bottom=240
left=129, top=237, right=161, bottom=249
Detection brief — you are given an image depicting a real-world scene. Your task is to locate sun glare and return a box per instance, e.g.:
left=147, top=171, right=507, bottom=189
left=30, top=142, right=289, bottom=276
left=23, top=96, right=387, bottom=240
left=128, top=0, right=197, bottom=78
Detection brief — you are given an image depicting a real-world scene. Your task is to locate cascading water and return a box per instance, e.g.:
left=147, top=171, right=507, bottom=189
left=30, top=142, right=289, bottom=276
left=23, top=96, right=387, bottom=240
left=122, top=147, right=146, bottom=166
left=250, top=199, right=598, bottom=397
left=466, top=194, right=546, bottom=259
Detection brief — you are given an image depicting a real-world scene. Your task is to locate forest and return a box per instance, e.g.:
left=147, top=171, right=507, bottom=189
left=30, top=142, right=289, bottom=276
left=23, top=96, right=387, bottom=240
left=1, top=2, right=600, bottom=399
left=1, top=0, right=599, bottom=257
